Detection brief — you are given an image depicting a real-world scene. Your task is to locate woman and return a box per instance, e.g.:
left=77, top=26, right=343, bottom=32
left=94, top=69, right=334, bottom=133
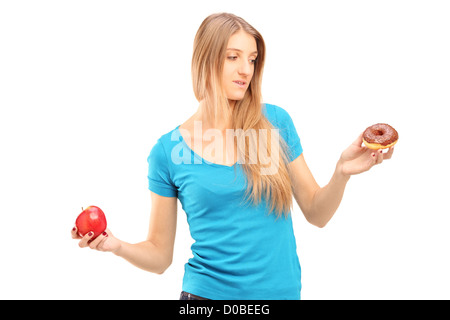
left=72, top=13, right=394, bottom=300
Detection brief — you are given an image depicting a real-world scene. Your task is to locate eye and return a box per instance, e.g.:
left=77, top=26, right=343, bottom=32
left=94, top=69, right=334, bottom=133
left=250, top=58, right=257, bottom=64
left=227, top=56, right=238, bottom=61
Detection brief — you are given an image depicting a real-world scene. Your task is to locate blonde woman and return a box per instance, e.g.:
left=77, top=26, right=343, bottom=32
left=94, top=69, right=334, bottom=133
left=72, top=13, right=394, bottom=300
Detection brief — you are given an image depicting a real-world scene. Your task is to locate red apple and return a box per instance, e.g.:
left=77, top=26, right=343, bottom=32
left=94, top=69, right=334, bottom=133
left=75, top=206, right=107, bottom=240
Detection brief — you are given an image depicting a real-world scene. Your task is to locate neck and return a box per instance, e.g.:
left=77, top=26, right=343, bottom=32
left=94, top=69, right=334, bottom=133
left=194, top=99, right=236, bottom=131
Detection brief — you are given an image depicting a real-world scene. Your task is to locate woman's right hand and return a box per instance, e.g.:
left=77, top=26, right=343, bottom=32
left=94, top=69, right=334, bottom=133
left=71, top=227, right=122, bottom=254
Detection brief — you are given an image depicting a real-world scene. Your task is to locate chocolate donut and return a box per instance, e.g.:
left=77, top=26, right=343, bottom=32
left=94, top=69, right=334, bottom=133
left=363, top=123, right=398, bottom=149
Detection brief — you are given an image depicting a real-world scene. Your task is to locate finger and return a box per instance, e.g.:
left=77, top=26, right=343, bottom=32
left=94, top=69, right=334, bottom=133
left=89, top=232, right=108, bottom=250
left=375, top=149, right=384, bottom=165
left=342, top=134, right=366, bottom=161
left=384, top=146, right=394, bottom=160
left=370, top=151, right=377, bottom=166
left=96, top=233, right=110, bottom=252
left=71, top=226, right=82, bottom=239
left=353, top=132, right=364, bottom=147
left=78, top=231, right=94, bottom=248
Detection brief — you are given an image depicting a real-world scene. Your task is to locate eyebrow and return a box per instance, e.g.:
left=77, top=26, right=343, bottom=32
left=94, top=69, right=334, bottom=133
left=227, top=48, right=258, bottom=55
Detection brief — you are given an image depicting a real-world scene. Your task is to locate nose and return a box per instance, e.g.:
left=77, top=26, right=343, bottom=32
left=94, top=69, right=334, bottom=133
left=238, top=60, right=252, bottom=76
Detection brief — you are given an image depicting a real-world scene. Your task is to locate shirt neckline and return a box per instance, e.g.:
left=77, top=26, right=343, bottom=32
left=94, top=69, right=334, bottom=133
left=175, top=125, right=238, bottom=169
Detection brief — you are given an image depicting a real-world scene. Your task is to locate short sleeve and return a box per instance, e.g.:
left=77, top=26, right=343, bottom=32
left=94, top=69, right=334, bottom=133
left=273, top=106, right=303, bottom=162
left=147, top=139, right=178, bottom=197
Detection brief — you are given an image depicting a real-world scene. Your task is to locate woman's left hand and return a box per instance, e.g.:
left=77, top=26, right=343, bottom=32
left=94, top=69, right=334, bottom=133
left=338, top=133, right=395, bottom=176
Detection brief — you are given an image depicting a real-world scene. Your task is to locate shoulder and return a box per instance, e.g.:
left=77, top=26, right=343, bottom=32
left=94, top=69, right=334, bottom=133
left=147, top=127, right=179, bottom=196
left=155, top=126, right=183, bottom=147
left=262, top=103, right=295, bottom=129
left=148, top=126, right=181, bottom=160
left=158, top=126, right=182, bottom=144
left=262, top=103, right=303, bottom=160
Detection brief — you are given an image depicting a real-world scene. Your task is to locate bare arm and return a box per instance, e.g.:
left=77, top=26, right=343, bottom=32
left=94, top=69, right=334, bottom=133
left=113, top=192, right=177, bottom=274
left=73, top=191, right=178, bottom=274
left=290, top=134, right=394, bottom=228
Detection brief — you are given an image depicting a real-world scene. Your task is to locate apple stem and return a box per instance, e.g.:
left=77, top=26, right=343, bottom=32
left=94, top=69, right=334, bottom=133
left=81, top=207, right=84, bottom=211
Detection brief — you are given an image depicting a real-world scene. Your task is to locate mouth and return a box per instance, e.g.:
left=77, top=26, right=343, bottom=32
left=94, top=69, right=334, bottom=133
left=233, top=80, right=247, bottom=88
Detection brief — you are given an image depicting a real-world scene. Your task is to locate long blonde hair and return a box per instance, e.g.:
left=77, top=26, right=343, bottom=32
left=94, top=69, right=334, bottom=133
left=191, top=13, right=293, bottom=217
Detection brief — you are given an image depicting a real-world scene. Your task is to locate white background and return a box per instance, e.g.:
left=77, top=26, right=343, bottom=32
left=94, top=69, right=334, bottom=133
left=1, top=0, right=449, bottom=300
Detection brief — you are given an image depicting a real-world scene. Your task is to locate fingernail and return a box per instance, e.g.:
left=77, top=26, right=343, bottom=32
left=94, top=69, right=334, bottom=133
left=372, top=153, right=375, bottom=157
left=88, top=231, right=93, bottom=236
left=102, top=231, right=108, bottom=237
left=72, top=227, right=76, bottom=231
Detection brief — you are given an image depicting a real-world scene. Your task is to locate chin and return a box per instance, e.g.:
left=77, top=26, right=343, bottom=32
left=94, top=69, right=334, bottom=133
left=227, top=98, right=243, bottom=107
left=227, top=93, right=246, bottom=102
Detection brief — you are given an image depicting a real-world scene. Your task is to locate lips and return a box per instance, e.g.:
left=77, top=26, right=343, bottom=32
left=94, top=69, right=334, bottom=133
left=233, top=80, right=247, bottom=88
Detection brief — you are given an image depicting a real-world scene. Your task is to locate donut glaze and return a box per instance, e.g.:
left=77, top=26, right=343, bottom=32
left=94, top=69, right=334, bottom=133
left=363, top=123, right=398, bottom=149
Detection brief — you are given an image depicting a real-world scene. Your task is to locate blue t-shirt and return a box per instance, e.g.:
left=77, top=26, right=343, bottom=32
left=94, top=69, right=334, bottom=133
left=147, top=104, right=303, bottom=300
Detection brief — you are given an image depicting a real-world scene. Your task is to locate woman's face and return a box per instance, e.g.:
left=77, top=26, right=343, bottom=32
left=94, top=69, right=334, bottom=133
left=222, top=30, right=258, bottom=105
